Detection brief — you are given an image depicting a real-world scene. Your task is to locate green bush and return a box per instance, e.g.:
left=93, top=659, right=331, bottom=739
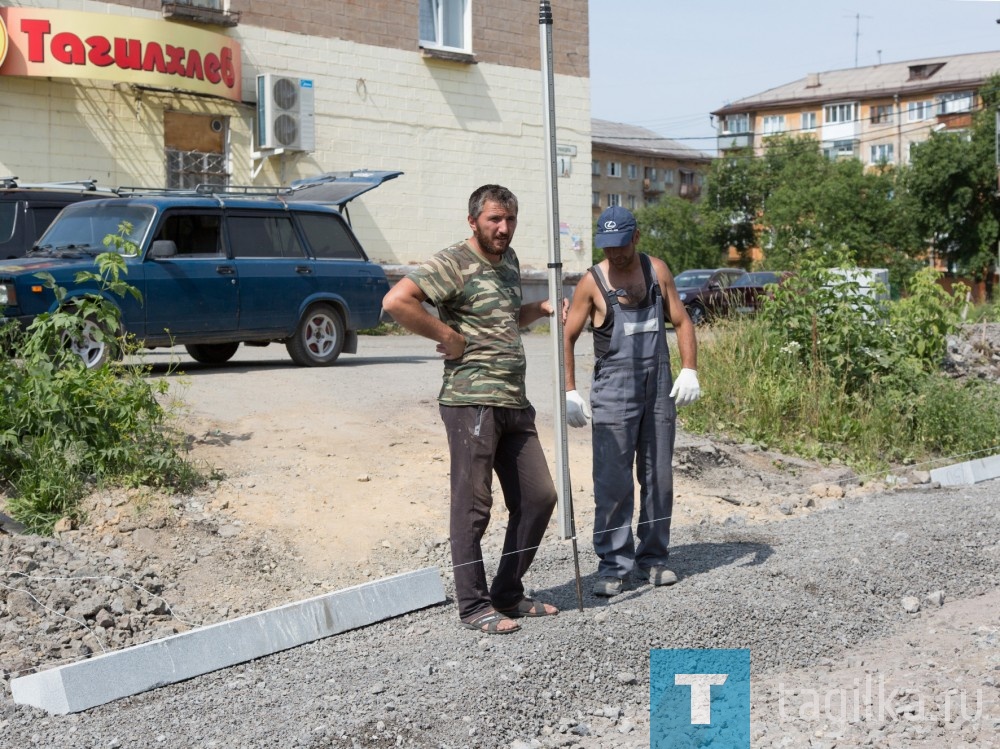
left=677, top=303, right=1000, bottom=475
left=0, top=242, right=203, bottom=534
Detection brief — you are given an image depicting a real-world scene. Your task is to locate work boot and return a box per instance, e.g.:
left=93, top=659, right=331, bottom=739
left=638, top=565, right=678, bottom=586
left=593, top=576, right=624, bottom=597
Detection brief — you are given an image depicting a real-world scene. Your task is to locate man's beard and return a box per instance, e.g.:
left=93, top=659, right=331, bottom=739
left=474, top=225, right=509, bottom=256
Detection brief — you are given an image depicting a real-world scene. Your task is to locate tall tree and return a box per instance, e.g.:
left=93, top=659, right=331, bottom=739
left=700, top=148, right=770, bottom=266
left=906, top=73, right=1000, bottom=299
left=634, top=195, right=721, bottom=272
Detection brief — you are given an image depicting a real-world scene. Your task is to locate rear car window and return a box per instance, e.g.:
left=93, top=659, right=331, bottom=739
left=297, top=213, right=364, bottom=260
left=27, top=206, right=64, bottom=241
left=228, top=215, right=306, bottom=258
left=0, top=202, right=15, bottom=244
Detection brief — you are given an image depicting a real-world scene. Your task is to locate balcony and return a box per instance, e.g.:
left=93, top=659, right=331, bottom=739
left=643, top=178, right=663, bottom=195
left=679, top=184, right=701, bottom=199
left=717, top=133, right=753, bottom=152
left=162, top=1, right=240, bottom=27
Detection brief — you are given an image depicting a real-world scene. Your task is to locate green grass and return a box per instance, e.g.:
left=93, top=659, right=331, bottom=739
left=675, top=315, right=1000, bottom=475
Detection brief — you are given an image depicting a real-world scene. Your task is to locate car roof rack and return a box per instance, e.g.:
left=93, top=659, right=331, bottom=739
left=1, top=177, right=109, bottom=192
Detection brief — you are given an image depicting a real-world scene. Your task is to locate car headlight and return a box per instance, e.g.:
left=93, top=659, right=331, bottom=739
left=0, top=283, right=15, bottom=307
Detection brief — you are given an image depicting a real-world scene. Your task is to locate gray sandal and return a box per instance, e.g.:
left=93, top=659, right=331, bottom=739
left=460, top=610, right=521, bottom=634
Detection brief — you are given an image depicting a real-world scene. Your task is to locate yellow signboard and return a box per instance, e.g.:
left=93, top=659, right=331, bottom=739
left=0, top=7, right=242, bottom=101
left=0, top=13, right=8, bottom=70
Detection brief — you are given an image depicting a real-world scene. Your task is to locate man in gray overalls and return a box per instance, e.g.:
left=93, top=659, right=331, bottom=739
left=563, top=206, right=701, bottom=597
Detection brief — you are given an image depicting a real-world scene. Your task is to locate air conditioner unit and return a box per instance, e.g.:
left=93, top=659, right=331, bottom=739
left=257, top=74, right=315, bottom=152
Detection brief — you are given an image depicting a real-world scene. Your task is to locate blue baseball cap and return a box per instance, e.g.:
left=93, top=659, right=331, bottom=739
left=594, top=206, right=637, bottom=248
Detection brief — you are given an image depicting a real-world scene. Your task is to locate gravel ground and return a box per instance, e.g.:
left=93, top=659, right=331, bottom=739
left=2, top=479, right=998, bottom=748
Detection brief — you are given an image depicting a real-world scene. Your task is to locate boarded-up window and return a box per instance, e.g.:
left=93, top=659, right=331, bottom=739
left=164, top=111, right=229, bottom=189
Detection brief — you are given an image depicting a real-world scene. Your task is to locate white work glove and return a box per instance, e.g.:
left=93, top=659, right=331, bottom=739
left=565, top=390, right=591, bottom=428
left=670, top=368, right=701, bottom=407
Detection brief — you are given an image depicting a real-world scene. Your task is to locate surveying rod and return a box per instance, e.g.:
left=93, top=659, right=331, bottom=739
left=539, top=0, right=583, bottom=611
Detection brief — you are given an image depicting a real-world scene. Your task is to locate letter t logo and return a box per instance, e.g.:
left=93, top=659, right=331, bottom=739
left=674, top=673, right=728, bottom=724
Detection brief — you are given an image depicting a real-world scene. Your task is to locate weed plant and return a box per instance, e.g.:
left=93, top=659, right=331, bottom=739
left=0, top=246, right=204, bottom=534
left=678, top=261, right=1000, bottom=474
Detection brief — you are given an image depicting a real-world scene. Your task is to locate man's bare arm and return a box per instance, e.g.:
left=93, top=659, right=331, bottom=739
left=562, top=273, right=598, bottom=391
left=653, top=258, right=698, bottom=370
left=382, top=278, right=466, bottom=359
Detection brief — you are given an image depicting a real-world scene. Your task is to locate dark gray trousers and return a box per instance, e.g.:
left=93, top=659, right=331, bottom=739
left=440, top=404, right=557, bottom=621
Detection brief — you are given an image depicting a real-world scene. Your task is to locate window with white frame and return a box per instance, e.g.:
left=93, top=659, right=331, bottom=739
left=627, top=195, right=637, bottom=210
left=607, top=161, right=622, bottom=178
left=824, top=103, right=856, bottom=124
left=419, top=0, right=469, bottom=52
left=592, top=191, right=600, bottom=207
left=762, top=115, right=786, bottom=135
left=938, top=91, right=973, bottom=115
left=870, top=143, right=895, bottom=164
left=907, top=100, right=934, bottom=121
left=801, top=112, right=817, bottom=131
left=644, top=166, right=658, bottom=181
left=627, top=164, right=638, bottom=179
left=870, top=104, right=894, bottom=124
left=607, top=193, right=621, bottom=207
left=663, top=168, right=674, bottom=185
left=723, top=114, right=750, bottom=134
left=592, top=160, right=600, bottom=176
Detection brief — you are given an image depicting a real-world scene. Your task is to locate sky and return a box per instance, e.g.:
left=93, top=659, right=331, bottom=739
left=589, top=0, right=1000, bottom=155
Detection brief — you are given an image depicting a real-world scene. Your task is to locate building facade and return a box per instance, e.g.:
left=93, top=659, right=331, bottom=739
left=591, top=118, right=711, bottom=222
left=711, top=51, right=1000, bottom=168
left=0, top=0, right=593, bottom=272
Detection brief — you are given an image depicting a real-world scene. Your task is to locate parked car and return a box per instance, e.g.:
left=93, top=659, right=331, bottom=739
left=724, top=270, right=792, bottom=315
left=0, top=178, right=117, bottom=259
left=673, top=267, right=746, bottom=324
left=0, top=170, right=401, bottom=368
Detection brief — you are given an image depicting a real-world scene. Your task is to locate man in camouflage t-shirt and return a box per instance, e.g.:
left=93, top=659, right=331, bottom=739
left=382, top=185, right=559, bottom=634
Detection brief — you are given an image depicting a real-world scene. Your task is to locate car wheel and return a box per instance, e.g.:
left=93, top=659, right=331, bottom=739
left=687, top=304, right=707, bottom=326
left=185, top=342, right=240, bottom=365
left=286, top=304, right=345, bottom=366
left=63, top=315, right=115, bottom=369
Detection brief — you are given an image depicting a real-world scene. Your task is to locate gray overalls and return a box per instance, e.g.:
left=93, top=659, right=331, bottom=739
left=589, top=254, right=676, bottom=579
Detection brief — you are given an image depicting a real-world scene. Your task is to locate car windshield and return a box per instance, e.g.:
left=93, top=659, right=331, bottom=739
left=731, top=272, right=780, bottom=288
left=674, top=271, right=713, bottom=289
left=34, top=203, right=154, bottom=256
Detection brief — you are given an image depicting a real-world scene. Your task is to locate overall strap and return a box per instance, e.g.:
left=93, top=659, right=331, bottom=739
left=589, top=264, right=620, bottom=308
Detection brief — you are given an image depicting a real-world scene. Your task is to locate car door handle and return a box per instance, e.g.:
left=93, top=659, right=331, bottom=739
left=216, top=265, right=236, bottom=275
left=295, top=266, right=312, bottom=274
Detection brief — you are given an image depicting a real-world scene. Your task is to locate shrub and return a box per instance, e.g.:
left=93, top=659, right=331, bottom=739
left=0, top=237, right=203, bottom=534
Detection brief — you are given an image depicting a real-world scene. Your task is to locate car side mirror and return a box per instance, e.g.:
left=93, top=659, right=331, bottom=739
left=149, top=239, right=177, bottom=259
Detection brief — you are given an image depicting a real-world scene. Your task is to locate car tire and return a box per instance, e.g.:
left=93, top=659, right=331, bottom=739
left=687, top=304, right=707, bottom=326
left=286, top=304, right=345, bottom=366
left=185, top=342, right=240, bottom=365
left=63, top=314, right=116, bottom=369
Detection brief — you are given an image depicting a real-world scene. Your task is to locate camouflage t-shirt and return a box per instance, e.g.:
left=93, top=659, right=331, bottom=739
left=408, top=240, right=528, bottom=408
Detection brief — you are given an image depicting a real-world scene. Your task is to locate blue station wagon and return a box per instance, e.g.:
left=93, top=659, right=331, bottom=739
left=0, top=171, right=399, bottom=367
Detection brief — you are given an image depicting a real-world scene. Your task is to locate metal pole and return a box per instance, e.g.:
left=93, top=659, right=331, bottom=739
left=539, top=0, right=583, bottom=611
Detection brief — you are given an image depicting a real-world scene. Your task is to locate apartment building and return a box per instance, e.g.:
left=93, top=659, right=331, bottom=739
left=591, top=119, right=712, bottom=222
left=711, top=50, right=1000, bottom=167
left=0, top=0, right=592, bottom=271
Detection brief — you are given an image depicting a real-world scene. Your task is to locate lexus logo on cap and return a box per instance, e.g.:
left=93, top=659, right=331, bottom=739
left=603, top=220, right=619, bottom=230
